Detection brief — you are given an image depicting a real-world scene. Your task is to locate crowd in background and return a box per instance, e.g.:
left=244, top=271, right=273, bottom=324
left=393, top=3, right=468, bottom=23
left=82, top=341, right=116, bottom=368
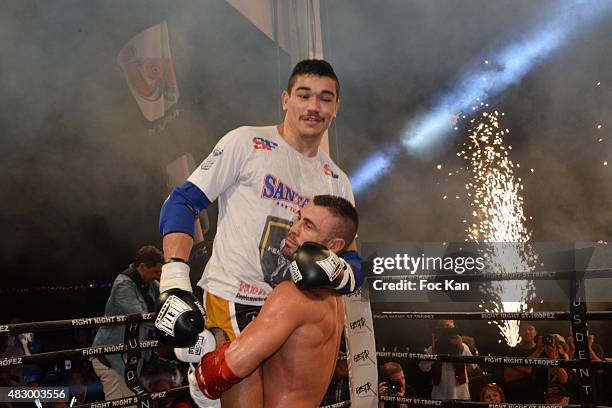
left=367, top=319, right=611, bottom=407
left=1, top=312, right=610, bottom=407
left=0, top=326, right=191, bottom=408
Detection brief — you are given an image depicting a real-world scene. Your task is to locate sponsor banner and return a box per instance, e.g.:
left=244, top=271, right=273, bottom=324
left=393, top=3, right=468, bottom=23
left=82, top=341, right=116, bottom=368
left=345, top=286, right=378, bottom=408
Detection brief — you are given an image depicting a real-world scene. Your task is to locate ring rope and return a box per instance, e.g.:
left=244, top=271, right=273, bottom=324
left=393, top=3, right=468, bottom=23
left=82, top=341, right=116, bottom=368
left=373, top=351, right=612, bottom=369
left=3, top=309, right=609, bottom=337
left=371, top=268, right=612, bottom=282
left=72, top=385, right=189, bottom=408
left=320, top=400, right=351, bottom=408
left=0, top=312, right=155, bottom=335
left=373, top=311, right=612, bottom=321
left=379, top=395, right=612, bottom=408
left=0, top=340, right=159, bottom=368
left=321, top=396, right=612, bottom=408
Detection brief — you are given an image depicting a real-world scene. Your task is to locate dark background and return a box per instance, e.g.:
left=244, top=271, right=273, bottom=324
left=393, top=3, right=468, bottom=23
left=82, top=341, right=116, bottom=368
left=1, top=1, right=611, bottom=353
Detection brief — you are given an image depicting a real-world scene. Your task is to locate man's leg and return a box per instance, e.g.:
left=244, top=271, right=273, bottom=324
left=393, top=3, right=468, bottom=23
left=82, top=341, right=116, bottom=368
left=92, top=358, right=135, bottom=406
left=205, top=293, right=263, bottom=408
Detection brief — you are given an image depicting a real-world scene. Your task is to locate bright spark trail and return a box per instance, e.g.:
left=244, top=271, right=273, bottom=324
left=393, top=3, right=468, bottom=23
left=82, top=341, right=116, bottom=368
left=464, top=111, right=536, bottom=347
left=351, top=0, right=612, bottom=195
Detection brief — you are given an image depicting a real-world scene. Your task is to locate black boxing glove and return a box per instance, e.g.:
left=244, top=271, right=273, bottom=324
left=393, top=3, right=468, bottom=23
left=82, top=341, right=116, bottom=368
left=290, top=242, right=350, bottom=290
left=155, top=259, right=206, bottom=348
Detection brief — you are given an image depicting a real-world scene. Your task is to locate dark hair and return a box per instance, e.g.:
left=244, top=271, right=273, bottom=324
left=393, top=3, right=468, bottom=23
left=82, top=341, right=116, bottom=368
left=312, top=195, right=358, bottom=246
left=287, top=59, right=340, bottom=98
left=133, top=245, right=163, bottom=267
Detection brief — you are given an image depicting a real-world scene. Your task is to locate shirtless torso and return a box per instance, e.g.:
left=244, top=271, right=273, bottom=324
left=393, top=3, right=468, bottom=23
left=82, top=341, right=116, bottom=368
left=224, top=280, right=345, bottom=408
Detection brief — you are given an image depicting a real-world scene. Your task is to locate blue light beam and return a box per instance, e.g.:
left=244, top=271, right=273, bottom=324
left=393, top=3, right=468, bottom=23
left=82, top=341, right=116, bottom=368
left=349, top=146, right=400, bottom=194
left=350, top=0, right=612, bottom=196
left=404, top=0, right=612, bottom=152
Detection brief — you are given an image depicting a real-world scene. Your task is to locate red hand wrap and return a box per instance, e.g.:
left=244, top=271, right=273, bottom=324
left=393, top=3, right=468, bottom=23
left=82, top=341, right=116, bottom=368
left=194, top=341, right=242, bottom=400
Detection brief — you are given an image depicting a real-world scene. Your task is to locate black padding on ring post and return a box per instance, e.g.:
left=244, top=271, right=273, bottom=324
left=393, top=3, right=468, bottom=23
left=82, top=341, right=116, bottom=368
left=570, top=270, right=596, bottom=404
left=123, top=321, right=149, bottom=408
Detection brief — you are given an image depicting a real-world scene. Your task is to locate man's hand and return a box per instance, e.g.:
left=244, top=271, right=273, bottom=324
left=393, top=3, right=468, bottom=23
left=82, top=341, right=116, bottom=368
left=544, top=345, right=558, bottom=359
left=378, top=381, right=389, bottom=396
left=155, top=259, right=206, bottom=348
left=290, top=242, right=357, bottom=292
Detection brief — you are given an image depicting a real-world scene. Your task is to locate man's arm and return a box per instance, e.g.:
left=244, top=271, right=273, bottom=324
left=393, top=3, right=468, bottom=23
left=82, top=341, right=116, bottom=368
left=195, top=281, right=305, bottom=399
left=337, top=239, right=363, bottom=294
left=154, top=182, right=212, bottom=347
left=504, top=344, right=544, bottom=380
left=163, top=232, right=194, bottom=261
left=156, top=131, right=251, bottom=347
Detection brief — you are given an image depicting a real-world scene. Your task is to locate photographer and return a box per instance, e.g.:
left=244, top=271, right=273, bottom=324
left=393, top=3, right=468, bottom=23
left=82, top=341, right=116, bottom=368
left=542, top=334, right=569, bottom=386
left=503, top=321, right=547, bottom=403
left=378, top=361, right=416, bottom=408
left=418, top=320, right=474, bottom=400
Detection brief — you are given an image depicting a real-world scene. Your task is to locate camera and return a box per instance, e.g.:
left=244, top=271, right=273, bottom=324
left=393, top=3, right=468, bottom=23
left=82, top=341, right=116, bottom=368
left=434, top=327, right=462, bottom=355
left=542, top=334, right=556, bottom=347
left=388, top=380, right=402, bottom=394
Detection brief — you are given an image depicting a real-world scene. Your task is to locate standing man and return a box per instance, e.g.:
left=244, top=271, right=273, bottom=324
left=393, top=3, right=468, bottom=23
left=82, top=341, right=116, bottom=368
left=418, top=320, right=475, bottom=400
left=503, top=321, right=547, bottom=403
left=92, top=245, right=163, bottom=402
left=156, top=60, right=363, bottom=406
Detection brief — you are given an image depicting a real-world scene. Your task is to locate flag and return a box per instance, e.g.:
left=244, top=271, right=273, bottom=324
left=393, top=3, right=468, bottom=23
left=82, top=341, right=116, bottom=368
left=117, top=21, right=179, bottom=122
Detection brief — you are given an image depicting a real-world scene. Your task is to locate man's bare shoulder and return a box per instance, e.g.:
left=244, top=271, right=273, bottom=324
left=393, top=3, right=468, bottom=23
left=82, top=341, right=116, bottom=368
left=274, top=281, right=339, bottom=299
left=261, top=281, right=309, bottom=324
left=268, top=281, right=337, bottom=312
left=270, top=280, right=307, bottom=303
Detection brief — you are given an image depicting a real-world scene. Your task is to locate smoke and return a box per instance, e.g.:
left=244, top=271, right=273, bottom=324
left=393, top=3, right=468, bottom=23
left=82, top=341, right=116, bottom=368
left=1, top=0, right=612, bottom=297
left=0, top=0, right=286, bottom=288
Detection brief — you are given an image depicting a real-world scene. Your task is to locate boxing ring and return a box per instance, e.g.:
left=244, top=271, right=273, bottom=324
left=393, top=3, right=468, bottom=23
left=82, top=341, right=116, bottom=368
left=2, top=269, right=612, bottom=408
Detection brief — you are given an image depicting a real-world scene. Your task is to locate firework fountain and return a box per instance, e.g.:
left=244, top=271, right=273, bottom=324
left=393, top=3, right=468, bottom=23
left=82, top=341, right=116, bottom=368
left=462, top=110, right=537, bottom=346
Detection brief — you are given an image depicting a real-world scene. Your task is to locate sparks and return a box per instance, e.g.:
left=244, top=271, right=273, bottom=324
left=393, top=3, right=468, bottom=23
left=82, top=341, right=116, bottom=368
left=463, top=111, right=536, bottom=347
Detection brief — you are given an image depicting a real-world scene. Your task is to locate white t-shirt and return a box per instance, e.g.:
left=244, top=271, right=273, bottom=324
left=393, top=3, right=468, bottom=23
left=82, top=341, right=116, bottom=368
left=418, top=343, right=474, bottom=400
left=188, top=125, right=354, bottom=305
